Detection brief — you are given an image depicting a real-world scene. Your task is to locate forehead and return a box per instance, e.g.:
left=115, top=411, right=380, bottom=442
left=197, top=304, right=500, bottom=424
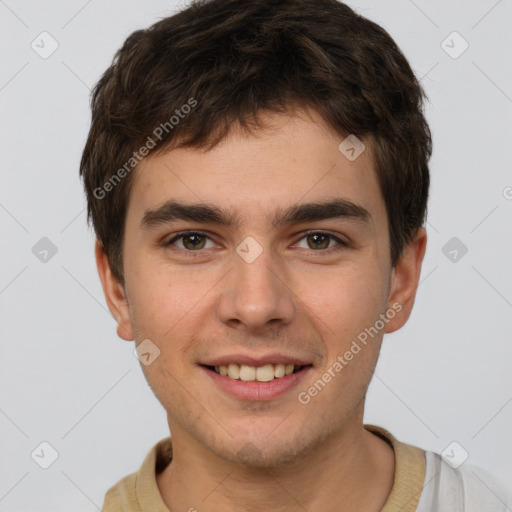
left=126, top=110, right=385, bottom=229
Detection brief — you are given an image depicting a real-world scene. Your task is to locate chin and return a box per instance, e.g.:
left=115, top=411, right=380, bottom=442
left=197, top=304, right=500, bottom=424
left=227, top=441, right=306, bottom=469
left=213, top=426, right=321, bottom=470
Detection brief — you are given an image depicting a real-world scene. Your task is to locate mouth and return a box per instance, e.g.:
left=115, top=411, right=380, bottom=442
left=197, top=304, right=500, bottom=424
left=199, top=354, right=314, bottom=401
left=202, top=363, right=310, bottom=382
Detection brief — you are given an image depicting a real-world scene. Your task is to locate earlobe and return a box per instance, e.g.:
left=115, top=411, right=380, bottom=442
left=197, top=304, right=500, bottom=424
left=95, top=240, right=134, bottom=341
left=385, top=227, right=427, bottom=334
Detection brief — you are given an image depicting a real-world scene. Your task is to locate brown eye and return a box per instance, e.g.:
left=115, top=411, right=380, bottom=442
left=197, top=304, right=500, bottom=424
left=167, top=232, right=214, bottom=251
left=182, top=233, right=206, bottom=250
left=295, top=232, right=347, bottom=252
left=306, top=233, right=331, bottom=250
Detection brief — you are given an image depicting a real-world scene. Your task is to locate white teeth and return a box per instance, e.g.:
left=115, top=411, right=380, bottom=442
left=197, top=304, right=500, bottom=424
left=214, top=363, right=304, bottom=381
left=274, top=363, right=286, bottom=378
left=239, top=365, right=256, bottom=381
left=227, top=363, right=240, bottom=379
left=256, top=364, right=275, bottom=382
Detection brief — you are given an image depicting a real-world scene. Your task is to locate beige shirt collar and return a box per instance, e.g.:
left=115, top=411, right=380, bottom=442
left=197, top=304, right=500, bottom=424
left=103, top=424, right=426, bottom=511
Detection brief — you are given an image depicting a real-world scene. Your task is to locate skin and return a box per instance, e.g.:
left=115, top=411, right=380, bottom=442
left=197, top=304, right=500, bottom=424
left=96, top=108, right=427, bottom=511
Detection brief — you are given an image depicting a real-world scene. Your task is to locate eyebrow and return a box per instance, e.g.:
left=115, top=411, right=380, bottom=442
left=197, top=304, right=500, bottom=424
left=140, top=198, right=371, bottom=230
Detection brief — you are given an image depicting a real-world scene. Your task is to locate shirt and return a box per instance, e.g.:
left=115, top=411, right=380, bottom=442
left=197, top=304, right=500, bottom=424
left=102, top=424, right=512, bottom=511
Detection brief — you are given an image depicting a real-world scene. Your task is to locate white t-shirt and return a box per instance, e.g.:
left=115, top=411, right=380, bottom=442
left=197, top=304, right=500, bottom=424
left=416, top=450, right=512, bottom=511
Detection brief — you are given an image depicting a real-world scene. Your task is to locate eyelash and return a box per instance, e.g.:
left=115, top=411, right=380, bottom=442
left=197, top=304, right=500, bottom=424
left=165, top=230, right=348, bottom=256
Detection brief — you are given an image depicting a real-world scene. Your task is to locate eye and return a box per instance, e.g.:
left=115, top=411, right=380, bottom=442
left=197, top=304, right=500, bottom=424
left=165, top=230, right=348, bottom=255
left=166, top=231, right=216, bottom=251
left=295, top=232, right=347, bottom=251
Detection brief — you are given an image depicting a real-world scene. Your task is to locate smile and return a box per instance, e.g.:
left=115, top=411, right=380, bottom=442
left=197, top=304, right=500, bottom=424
left=208, top=363, right=305, bottom=382
left=201, top=362, right=312, bottom=401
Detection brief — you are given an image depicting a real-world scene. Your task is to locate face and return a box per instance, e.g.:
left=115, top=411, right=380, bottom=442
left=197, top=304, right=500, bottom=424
left=97, top=109, right=425, bottom=467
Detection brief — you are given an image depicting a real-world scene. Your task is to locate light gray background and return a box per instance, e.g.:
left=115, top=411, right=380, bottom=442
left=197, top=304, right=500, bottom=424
left=1, top=0, right=511, bottom=510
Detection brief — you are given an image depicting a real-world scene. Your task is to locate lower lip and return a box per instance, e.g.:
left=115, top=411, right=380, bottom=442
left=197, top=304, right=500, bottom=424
left=201, top=365, right=312, bottom=401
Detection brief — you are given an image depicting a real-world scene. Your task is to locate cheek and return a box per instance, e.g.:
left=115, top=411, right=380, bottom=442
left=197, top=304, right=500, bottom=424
left=125, top=254, right=206, bottom=340
left=301, top=262, right=389, bottom=341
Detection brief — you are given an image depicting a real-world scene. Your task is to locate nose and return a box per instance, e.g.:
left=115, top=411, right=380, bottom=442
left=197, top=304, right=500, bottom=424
left=216, top=244, right=296, bottom=334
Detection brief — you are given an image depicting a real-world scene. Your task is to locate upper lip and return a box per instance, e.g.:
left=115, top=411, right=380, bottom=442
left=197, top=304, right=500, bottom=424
left=200, top=353, right=312, bottom=367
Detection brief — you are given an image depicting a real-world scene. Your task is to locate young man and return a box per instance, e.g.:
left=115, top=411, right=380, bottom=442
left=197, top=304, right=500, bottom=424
left=80, top=0, right=511, bottom=510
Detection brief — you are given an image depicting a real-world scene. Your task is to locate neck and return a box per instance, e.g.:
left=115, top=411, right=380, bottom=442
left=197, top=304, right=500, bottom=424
left=156, top=422, right=395, bottom=512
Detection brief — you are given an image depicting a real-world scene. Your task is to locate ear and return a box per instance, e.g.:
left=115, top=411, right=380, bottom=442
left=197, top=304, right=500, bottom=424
left=385, top=227, right=427, bottom=334
left=95, top=240, right=134, bottom=341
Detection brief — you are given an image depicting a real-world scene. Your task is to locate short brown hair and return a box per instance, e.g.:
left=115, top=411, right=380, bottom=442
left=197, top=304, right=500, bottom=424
left=80, top=0, right=431, bottom=283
